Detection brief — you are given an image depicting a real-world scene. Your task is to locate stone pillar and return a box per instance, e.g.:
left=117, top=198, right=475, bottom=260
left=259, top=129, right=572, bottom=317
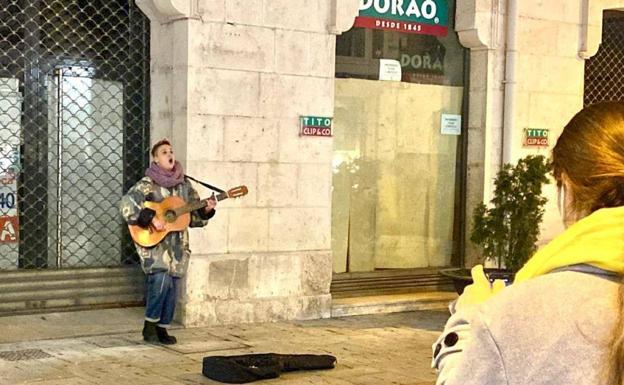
left=136, top=0, right=359, bottom=326
left=455, top=0, right=506, bottom=266
left=135, top=0, right=193, bottom=161
left=456, top=0, right=624, bottom=267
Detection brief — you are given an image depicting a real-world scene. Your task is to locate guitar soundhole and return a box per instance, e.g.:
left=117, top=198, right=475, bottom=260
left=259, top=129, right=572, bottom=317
left=164, top=210, right=177, bottom=222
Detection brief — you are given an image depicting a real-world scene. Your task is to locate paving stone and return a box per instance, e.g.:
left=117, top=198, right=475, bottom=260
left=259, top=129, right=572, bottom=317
left=162, top=339, right=250, bottom=354
left=0, top=310, right=446, bottom=385
left=22, top=378, right=97, bottom=385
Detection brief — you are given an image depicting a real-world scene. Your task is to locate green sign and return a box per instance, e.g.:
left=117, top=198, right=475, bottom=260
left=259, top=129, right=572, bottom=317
left=524, top=128, right=549, bottom=147
left=354, top=0, right=448, bottom=36
left=300, top=116, right=333, bottom=137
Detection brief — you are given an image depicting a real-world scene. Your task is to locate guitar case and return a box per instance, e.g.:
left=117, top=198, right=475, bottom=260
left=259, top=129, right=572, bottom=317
left=202, top=353, right=337, bottom=383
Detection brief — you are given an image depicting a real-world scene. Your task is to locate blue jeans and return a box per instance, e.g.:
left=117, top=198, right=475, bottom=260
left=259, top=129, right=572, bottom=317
left=145, top=272, right=179, bottom=327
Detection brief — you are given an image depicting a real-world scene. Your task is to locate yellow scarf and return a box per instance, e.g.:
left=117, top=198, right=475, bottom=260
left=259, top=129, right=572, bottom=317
left=514, top=206, right=624, bottom=283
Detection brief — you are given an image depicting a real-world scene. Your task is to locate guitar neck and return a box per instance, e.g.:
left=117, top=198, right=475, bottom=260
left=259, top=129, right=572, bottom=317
left=179, top=191, right=228, bottom=215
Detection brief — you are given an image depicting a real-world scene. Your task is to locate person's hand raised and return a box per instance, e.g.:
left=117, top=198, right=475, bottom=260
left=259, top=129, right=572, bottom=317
left=205, top=193, right=217, bottom=212
left=455, top=265, right=506, bottom=310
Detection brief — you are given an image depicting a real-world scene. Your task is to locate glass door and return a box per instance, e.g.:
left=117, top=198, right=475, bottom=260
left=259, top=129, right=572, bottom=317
left=47, top=68, right=124, bottom=267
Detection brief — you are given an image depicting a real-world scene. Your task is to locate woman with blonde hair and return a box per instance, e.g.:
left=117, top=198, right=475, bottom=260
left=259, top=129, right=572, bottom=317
left=433, top=102, right=624, bottom=385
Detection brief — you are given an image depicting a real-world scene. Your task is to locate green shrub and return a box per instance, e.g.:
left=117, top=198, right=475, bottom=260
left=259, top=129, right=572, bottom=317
left=470, top=155, right=550, bottom=272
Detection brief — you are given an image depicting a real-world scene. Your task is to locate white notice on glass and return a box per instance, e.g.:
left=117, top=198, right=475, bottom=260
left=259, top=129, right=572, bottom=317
left=379, top=59, right=402, bottom=81
left=441, top=114, right=462, bottom=135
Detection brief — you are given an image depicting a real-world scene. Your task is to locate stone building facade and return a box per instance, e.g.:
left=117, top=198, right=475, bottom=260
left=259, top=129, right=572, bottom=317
left=457, top=0, right=624, bottom=264
left=133, top=0, right=624, bottom=326
left=135, top=0, right=362, bottom=326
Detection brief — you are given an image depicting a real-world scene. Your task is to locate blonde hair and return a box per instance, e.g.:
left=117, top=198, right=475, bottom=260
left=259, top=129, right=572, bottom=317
left=552, top=102, right=624, bottom=385
left=552, top=102, right=624, bottom=215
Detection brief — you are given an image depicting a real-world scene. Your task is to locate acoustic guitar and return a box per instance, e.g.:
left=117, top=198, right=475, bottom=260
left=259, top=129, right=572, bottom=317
left=128, top=185, right=248, bottom=247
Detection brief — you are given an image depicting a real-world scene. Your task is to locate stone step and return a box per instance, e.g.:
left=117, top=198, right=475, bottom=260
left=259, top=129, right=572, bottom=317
left=0, top=283, right=144, bottom=303
left=330, top=268, right=453, bottom=298
left=0, top=267, right=145, bottom=316
left=0, top=275, right=144, bottom=294
left=0, top=266, right=141, bottom=283
left=331, top=291, right=457, bottom=318
left=0, top=294, right=144, bottom=317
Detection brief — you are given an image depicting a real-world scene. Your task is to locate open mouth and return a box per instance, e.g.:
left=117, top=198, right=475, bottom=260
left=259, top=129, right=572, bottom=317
left=168, top=158, right=173, bottom=165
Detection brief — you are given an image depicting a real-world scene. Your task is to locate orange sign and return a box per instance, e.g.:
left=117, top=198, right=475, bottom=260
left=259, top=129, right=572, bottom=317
left=0, top=172, right=15, bottom=185
left=0, top=216, right=18, bottom=243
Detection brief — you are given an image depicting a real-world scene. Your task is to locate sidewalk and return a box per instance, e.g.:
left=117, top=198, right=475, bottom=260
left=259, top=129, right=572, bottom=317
left=0, top=307, right=449, bottom=385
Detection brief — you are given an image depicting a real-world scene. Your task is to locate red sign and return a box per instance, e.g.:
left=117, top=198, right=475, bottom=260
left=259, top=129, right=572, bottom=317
left=0, top=172, right=15, bottom=185
left=525, top=138, right=548, bottom=146
left=353, top=17, right=447, bottom=36
left=0, top=216, right=18, bottom=243
left=301, top=126, right=332, bottom=137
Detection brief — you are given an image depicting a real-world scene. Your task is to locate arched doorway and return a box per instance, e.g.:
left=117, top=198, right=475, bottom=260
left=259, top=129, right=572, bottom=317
left=585, top=10, right=624, bottom=105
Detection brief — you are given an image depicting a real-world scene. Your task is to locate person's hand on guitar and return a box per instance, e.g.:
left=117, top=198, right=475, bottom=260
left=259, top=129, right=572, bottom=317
left=151, top=217, right=166, bottom=232
left=205, top=193, right=217, bottom=213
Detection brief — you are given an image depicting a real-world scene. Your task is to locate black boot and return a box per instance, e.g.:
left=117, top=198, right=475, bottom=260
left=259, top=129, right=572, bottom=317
left=142, top=320, right=159, bottom=344
left=156, top=325, right=177, bottom=345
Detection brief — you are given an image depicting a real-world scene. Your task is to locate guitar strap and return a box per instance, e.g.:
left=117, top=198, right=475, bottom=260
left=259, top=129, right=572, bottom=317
left=184, top=174, right=226, bottom=194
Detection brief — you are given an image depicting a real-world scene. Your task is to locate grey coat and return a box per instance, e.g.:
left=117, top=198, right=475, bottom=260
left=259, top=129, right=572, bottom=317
left=433, top=267, right=619, bottom=385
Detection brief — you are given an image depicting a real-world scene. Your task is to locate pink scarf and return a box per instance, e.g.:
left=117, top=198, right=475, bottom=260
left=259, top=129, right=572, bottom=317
left=145, top=161, right=185, bottom=188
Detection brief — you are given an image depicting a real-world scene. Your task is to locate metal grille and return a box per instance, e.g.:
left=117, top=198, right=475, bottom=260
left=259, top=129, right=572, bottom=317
left=0, top=1, right=150, bottom=270
left=0, top=349, right=52, bottom=361
left=584, top=11, right=624, bottom=105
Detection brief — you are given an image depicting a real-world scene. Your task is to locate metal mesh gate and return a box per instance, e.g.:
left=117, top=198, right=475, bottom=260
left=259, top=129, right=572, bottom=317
left=0, top=1, right=150, bottom=270
left=584, top=11, right=624, bottom=106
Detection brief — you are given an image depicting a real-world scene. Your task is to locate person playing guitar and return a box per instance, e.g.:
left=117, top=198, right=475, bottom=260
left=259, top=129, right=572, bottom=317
left=120, top=138, right=217, bottom=345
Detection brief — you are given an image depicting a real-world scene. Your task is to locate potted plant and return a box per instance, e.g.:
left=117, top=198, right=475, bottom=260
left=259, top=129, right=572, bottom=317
left=443, top=155, right=550, bottom=294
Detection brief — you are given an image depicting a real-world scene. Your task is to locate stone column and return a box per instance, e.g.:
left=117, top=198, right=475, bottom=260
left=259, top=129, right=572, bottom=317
left=135, top=0, right=195, bottom=161
left=136, top=0, right=359, bottom=326
left=455, top=0, right=506, bottom=266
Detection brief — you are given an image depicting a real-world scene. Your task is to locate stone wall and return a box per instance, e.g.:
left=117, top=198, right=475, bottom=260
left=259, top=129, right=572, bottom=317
left=136, top=0, right=359, bottom=326
left=509, top=1, right=586, bottom=245
left=134, top=0, right=624, bottom=316
left=456, top=0, right=624, bottom=266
